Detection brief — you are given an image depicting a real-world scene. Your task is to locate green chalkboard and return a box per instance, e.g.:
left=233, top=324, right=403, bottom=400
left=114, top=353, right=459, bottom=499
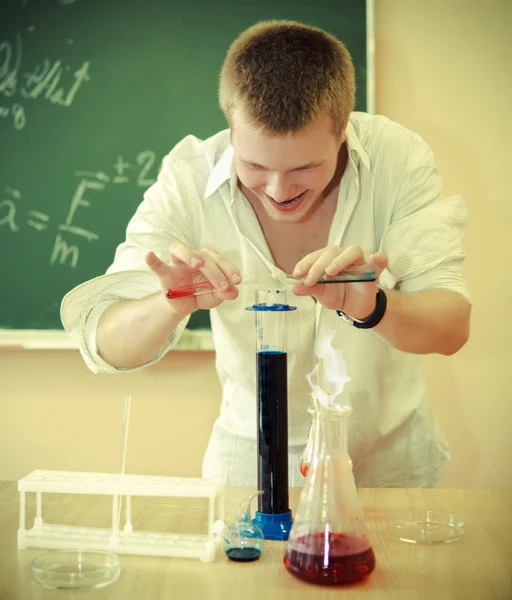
left=0, top=0, right=370, bottom=331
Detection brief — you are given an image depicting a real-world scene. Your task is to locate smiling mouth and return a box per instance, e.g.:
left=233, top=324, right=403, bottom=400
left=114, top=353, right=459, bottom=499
left=265, top=191, right=307, bottom=211
left=280, top=192, right=305, bottom=205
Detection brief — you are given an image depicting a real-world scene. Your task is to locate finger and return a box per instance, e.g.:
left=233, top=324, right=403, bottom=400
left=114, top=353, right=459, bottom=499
left=215, top=286, right=240, bottom=301
left=145, top=251, right=170, bottom=278
left=369, top=251, right=389, bottom=276
left=193, top=249, right=236, bottom=291
left=200, top=248, right=241, bottom=284
left=169, top=241, right=204, bottom=268
left=292, top=248, right=328, bottom=278
left=324, top=245, right=366, bottom=277
left=196, top=285, right=239, bottom=309
left=170, top=243, right=238, bottom=291
left=302, top=247, right=345, bottom=286
left=188, top=253, right=235, bottom=291
left=291, top=282, right=325, bottom=297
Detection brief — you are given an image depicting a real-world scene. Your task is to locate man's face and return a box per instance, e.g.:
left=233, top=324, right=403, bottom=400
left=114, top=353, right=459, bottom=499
left=232, top=108, right=344, bottom=223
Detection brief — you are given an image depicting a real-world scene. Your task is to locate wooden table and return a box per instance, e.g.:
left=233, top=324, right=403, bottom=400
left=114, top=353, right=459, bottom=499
left=0, top=482, right=511, bottom=600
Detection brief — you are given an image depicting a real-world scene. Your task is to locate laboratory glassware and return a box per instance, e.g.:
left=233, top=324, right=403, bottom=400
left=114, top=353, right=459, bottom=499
left=284, top=395, right=375, bottom=585
left=246, top=288, right=296, bottom=540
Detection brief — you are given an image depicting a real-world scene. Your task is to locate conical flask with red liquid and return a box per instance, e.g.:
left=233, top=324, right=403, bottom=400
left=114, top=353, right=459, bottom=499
left=284, top=394, right=375, bottom=586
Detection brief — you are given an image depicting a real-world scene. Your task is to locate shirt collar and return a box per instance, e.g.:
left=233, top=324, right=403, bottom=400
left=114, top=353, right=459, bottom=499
left=204, top=143, right=234, bottom=199
left=345, top=120, right=371, bottom=172
left=203, top=117, right=371, bottom=200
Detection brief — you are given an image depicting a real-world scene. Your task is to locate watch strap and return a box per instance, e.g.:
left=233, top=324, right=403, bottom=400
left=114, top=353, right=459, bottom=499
left=336, top=288, right=387, bottom=329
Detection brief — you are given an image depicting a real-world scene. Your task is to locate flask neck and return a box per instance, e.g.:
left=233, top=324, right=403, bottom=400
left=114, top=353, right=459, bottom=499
left=311, top=397, right=351, bottom=463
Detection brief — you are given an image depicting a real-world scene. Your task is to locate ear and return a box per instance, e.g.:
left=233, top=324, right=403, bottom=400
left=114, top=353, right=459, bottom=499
left=334, top=120, right=348, bottom=148
left=339, top=119, right=350, bottom=145
left=334, top=131, right=347, bottom=152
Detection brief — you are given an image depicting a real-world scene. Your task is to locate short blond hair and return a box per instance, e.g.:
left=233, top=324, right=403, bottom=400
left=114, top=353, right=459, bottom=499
left=219, top=21, right=356, bottom=137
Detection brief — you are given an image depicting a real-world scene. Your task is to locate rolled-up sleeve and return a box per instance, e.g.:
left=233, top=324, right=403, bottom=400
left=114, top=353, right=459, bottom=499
left=73, top=272, right=190, bottom=374
left=380, top=138, right=470, bottom=302
left=61, top=150, right=199, bottom=373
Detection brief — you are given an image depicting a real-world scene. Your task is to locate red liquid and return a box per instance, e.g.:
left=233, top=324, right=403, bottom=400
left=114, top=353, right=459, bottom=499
left=284, top=532, right=375, bottom=586
left=166, top=288, right=194, bottom=299
left=165, top=280, right=215, bottom=299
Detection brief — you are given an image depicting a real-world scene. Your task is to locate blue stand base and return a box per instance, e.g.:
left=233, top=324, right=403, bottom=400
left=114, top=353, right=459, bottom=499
left=253, top=510, right=293, bottom=541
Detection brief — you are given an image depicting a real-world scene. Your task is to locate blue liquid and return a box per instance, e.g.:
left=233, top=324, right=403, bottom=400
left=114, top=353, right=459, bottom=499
left=257, top=351, right=289, bottom=514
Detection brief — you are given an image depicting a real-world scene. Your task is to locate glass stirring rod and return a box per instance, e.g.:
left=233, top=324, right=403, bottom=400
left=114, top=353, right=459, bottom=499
left=117, top=395, right=131, bottom=537
left=165, top=270, right=376, bottom=299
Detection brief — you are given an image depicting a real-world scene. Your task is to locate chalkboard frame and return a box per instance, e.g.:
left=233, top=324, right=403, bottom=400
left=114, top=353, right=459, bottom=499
left=0, top=0, right=375, bottom=350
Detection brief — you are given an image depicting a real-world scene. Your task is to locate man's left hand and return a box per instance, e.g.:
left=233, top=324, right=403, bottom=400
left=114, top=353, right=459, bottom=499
left=292, top=245, right=389, bottom=320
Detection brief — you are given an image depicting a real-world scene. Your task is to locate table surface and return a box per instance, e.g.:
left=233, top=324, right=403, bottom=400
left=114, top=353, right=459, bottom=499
left=1, top=481, right=511, bottom=600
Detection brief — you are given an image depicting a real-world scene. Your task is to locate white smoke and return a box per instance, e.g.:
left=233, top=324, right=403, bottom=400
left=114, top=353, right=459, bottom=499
left=306, top=328, right=350, bottom=408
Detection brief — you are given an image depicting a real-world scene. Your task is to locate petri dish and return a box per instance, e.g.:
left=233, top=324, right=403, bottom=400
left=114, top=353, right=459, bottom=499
left=31, top=549, right=120, bottom=590
left=387, top=510, right=465, bottom=544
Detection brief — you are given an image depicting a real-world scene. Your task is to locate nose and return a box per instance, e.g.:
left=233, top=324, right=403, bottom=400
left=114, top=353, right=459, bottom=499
left=265, top=173, right=295, bottom=203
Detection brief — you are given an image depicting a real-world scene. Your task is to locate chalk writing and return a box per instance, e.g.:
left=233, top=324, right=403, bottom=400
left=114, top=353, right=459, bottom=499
left=0, top=201, right=19, bottom=230
left=21, top=59, right=90, bottom=106
left=0, top=187, right=20, bottom=232
left=75, top=151, right=157, bottom=188
left=6, top=187, right=21, bottom=200
left=0, top=102, right=26, bottom=130
left=113, top=156, right=130, bottom=183
left=1, top=149, right=159, bottom=268
left=0, top=29, right=90, bottom=131
left=75, top=171, right=110, bottom=183
left=51, top=234, right=79, bottom=268
left=137, top=151, right=157, bottom=187
left=114, top=156, right=131, bottom=175
left=27, top=210, right=50, bottom=231
left=60, top=179, right=102, bottom=242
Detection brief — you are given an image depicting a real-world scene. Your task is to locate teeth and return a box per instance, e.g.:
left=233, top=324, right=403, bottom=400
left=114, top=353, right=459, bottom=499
left=282, top=192, right=304, bottom=205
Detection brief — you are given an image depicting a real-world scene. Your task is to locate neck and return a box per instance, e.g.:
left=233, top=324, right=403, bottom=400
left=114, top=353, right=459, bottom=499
left=323, top=142, right=348, bottom=201
left=297, top=142, right=347, bottom=225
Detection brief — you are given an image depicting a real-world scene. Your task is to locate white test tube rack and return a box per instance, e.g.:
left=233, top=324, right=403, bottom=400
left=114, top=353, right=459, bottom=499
left=18, top=470, right=225, bottom=563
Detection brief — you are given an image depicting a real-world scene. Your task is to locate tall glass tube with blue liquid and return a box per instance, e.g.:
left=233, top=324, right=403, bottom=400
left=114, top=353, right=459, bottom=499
left=246, top=288, right=296, bottom=541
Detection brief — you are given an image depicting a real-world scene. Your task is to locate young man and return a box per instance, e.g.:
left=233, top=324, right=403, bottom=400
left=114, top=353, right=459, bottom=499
left=61, top=21, right=471, bottom=488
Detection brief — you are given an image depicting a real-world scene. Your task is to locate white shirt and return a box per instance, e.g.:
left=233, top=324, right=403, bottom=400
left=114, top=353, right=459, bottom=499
left=61, top=112, right=469, bottom=487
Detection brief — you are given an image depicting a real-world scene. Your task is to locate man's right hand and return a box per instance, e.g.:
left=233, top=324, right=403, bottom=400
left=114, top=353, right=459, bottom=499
left=145, top=241, right=242, bottom=318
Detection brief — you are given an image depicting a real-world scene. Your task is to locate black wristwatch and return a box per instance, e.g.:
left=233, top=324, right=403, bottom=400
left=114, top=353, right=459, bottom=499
left=335, top=288, right=387, bottom=329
